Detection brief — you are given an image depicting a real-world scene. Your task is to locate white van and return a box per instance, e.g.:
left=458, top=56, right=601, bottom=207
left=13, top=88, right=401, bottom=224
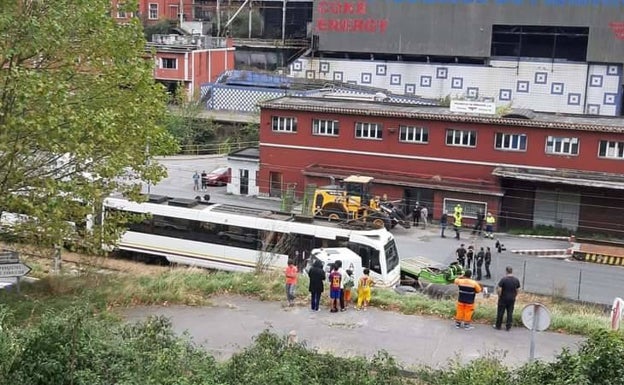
left=306, top=247, right=364, bottom=288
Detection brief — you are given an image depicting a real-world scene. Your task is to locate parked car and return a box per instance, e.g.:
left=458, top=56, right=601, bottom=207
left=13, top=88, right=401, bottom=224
left=203, top=167, right=230, bottom=186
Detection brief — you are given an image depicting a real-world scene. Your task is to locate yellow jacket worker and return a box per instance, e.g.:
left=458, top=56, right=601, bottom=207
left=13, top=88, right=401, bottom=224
left=453, top=212, right=462, bottom=240
left=485, top=212, right=496, bottom=239
left=454, top=270, right=482, bottom=330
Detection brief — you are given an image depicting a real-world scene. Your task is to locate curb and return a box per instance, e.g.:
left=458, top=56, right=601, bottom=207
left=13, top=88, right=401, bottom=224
left=516, top=234, right=572, bottom=241
left=573, top=251, right=624, bottom=266
left=510, top=249, right=570, bottom=257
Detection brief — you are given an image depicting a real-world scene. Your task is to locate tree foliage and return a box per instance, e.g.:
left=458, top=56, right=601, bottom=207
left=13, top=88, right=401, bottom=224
left=0, top=0, right=178, bottom=250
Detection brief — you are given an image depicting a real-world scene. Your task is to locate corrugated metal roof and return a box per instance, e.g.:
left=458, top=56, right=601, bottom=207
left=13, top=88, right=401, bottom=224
left=258, top=96, right=624, bottom=133
left=492, top=167, right=624, bottom=189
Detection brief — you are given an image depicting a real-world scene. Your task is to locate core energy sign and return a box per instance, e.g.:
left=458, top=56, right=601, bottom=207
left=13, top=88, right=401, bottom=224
left=315, top=1, right=389, bottom=34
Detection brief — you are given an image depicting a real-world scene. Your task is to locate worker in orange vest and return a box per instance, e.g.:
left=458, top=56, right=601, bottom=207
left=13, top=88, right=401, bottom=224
left=454, top=269, right=482, bottom=330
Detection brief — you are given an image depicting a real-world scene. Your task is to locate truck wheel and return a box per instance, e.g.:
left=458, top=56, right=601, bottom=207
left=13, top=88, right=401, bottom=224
left=372, top=218, right=386, bottom=229
left=322, top=203, right=347, bottom=222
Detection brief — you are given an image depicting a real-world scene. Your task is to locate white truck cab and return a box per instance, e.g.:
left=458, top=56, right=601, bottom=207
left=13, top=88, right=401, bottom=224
left=307, top=247, right=364, bottom=288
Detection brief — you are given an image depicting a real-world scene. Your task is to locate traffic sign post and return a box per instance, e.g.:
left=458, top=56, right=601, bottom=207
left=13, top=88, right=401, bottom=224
left=0, top=250, right=30, bottom=294
left=521, top=303, right=551, bottom=361
left=0, top=262, right=31, bottom=278
left=0, top=250, right=19, bottom=264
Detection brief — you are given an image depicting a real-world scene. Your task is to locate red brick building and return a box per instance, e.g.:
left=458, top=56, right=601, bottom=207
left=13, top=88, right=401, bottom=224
left=147, top=34, right=234, bottom=98
left=111, top=0, right=193, bottom=24
left=258, top=96, right=624, bottom=236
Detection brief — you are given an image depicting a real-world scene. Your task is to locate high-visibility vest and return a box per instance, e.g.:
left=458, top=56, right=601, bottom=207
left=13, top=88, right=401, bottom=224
left=486, top=215, right=496, bottom=225
left=454, top=213, right=462, bottom=227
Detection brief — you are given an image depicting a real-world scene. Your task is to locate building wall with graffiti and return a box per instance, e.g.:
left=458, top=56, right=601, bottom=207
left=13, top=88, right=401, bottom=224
left=312, top=1, right=624, bottom=62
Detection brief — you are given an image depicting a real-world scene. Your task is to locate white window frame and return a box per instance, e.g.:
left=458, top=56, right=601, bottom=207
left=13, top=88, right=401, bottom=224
left=598, top=140, right=624, bottom=159
left=443, top=198, right=487, bottom=219
left=446, top=128, right=477, bottom=147
left=399, top=125, right=429, bottom=144
left=312, top=119, right=339, bottom=136
left=495, top=132, right=527, bottom=151
left=271, top=116, right=297, bottom=133
left=116, top=2, right=127, bottom=18
left=545, top=136, right=579, bottom=156
left=355, top=122, right=382, bottom=140
left=148, top=3, right=159, bottom=19
left=160, top=58, right=177, bottom=69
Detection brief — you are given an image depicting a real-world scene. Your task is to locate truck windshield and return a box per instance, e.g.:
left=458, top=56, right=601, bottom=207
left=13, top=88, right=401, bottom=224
left=384, top=239, right=399, bottom=272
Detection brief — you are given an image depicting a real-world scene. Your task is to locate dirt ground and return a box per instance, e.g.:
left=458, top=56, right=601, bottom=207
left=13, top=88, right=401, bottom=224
left=1, top=243, right=168, bottom=276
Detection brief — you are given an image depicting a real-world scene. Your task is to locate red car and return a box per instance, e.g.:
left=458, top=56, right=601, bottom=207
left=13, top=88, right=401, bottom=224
left=203, top=167, right=230, bottom=186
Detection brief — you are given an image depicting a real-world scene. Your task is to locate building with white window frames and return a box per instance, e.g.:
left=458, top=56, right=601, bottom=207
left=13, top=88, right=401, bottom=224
left=259, top=95, right=624, bottom=237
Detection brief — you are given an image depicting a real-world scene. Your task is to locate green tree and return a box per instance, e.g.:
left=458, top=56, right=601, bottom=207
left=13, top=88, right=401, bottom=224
left=0, top=0, right=178, bottom=252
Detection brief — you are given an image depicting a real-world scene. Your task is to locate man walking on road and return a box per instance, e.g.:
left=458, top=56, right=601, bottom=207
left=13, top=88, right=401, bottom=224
left=484, top=247, right=492, bottom=279
left=475, top=247, right=485, bottom=281
left=485, top=212, right=496, bottom=239
left=192, top=171, right=200, bottom=191
left=440, top=212, right=448, bottom=238
left=494, top=266, right=521, bottom=331
left=455, top=244, right=466, bottom=267
left=453, top=211, right=462, bottom=239
left=420, top=204, right=428, bottom=229
left=412, top=202, right=422, bottom=227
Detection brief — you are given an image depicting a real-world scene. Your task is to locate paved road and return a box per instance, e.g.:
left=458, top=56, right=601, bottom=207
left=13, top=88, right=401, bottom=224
left=123, top=295, right=583, bottom=369
left=145, top=156, right=624, bottom=305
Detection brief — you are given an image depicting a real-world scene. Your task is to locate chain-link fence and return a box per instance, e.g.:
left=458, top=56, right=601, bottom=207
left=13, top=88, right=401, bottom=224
left=509, top=258, right=622, bottom=306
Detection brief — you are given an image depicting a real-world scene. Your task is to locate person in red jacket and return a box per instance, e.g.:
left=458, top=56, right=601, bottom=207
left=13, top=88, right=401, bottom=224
left=454, top=269, right=482, bottom=330
left=284, top=259, right=298, bottom=307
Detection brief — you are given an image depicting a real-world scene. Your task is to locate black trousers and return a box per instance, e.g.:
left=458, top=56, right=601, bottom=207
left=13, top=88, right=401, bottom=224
left=485, top=262, right=491, bottom=278
left=340, top=289, right=345, bottom=310
left=476, top=264, right=483, bottom=280
left=496, top=300, right=516, bottom=330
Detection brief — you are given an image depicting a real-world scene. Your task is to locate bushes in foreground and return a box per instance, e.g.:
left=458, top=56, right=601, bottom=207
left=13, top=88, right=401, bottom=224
left=2, top=305, right=624, bottom=385
left=0, top=306, right=407, bottom=385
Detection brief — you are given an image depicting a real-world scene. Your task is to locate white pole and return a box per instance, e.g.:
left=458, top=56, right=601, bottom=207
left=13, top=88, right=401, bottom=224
left=281, top=0, right=287, bottom=43
left=529, top=304, right=538, bottom=361
left=248, top=0, right=252, bottom=39
left=179, top=0, right=184, bottom=25
left=216, top=0, right=221, bottom=36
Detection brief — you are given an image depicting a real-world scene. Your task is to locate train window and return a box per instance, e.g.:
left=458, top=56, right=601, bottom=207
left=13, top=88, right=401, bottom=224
left=348, top=242, right=381, bottom=274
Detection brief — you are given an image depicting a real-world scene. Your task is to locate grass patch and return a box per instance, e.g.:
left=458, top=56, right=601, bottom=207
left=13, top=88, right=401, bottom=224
left=507, top=225, right=571, bottom=237
left=0, top=268, right=613, bottom=336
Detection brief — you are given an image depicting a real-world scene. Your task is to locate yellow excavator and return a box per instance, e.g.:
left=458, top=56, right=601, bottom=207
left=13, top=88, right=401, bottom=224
left=312, top=175, right=411, bottom=230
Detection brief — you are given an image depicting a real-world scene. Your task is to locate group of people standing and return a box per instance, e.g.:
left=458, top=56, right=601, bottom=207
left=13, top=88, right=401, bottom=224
left=285, top=259, right=374, bottom=313
left=192, top=170, right=208, bottom=191
left=436, top=205, right=497, bottom=241
left=455, top=244, right=492, bottom=281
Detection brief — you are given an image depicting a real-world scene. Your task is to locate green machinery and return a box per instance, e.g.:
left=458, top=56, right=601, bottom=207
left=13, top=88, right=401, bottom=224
left=400, top=256, right=465, bottom=286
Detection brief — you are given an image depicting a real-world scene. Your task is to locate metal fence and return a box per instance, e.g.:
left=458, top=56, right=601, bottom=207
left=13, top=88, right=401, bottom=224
left=178, top=141, right=258, bottom=156
left=493, top=257, right=623, bottom=306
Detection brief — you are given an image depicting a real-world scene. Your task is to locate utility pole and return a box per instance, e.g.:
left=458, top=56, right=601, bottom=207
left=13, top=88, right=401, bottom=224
left=281, top=0, right=287, bottom=43
left=248, top=0, right=253, bottom=38
left=179, top=0, right=184, bottom=25
left=217, top=0, right=221, bottom=36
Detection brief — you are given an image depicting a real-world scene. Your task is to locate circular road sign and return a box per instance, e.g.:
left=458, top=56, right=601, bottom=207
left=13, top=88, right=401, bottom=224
left=521, top=303, right=551, bottom=332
